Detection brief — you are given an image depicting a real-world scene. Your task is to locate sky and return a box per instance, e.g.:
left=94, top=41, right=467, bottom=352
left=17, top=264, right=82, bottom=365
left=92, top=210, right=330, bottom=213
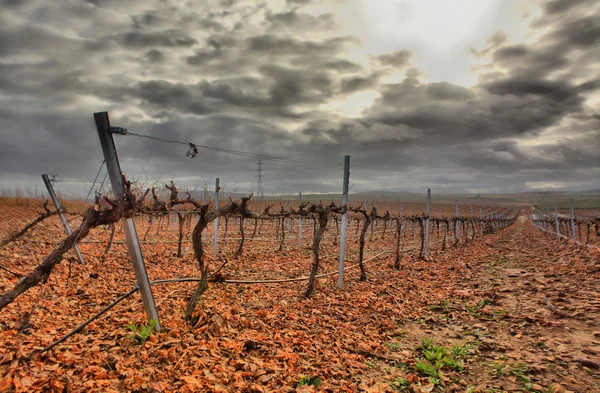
left=0, top=0, right=598, bottom=198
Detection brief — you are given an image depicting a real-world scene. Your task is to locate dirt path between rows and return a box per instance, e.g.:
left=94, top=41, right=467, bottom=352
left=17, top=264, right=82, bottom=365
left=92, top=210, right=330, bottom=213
left=375, top=216, right=600, bottom=392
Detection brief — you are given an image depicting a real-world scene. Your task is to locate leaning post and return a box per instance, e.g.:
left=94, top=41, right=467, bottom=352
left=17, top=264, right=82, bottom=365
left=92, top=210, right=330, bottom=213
left=41, top=174, right=86, bottom=265
left=94, top=111, right=160, bottom=330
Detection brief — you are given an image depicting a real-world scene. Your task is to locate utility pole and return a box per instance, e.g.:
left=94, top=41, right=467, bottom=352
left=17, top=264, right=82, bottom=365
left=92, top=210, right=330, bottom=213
left=256, top=159, right=263, bottom=200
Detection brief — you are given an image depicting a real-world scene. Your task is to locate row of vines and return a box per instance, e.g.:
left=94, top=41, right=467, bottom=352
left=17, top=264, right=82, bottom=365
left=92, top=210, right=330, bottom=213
left=0, top=180, right=520, bottom=345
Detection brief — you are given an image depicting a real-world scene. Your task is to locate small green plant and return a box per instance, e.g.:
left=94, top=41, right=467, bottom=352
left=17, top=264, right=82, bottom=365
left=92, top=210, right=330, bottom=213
left=384, top=342, right=402, bottom=351
left=412, top=339, right=472, bottom=386
left=489, top=362, right=507, bottom=378
left=415, top=360, right=441, bottom=385
left=509, top=363, right=531, bottom=386
left=534, top=341, right=549, bottom=351
left=390, top=377, right=411, bottom=391
left=418, top=337, right=434, bottom=350
left=295, top=375, right=321, bottom=388
left=466, top=298, right=492, bottom=318
left=127, top=319, right=157, bottom=343
left=428, top=300, right=450, bottom=311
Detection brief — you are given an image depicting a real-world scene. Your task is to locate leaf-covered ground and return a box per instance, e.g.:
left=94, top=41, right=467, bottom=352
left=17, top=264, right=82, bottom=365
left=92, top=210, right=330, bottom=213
left=0, top=203, right=599, bottom=392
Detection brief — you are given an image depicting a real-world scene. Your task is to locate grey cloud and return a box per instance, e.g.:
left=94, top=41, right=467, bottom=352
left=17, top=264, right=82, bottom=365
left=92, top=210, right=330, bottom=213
left=375, top=50, right=412, bottom=68
left=0, top=0, right=598, bottom=195
left=470, top=31, right=507, bottom=58
left=339, top=73, right=381, bottom=94
left=426, top=82, right=475, bottom=101
left=116, top=30, right=198, bottom=48
left=542, top=0, right=591, bottom=15
left=320, top=60, right=363, bottom=73
left=266, top=10, right=337, bottom=32
left=246, top=34, right=358, bottom=57
left=483, top=78, right=570, bottom=97
left=543, top=15, right=600, bottom=49
left=145, top=48, right=164, bottom=62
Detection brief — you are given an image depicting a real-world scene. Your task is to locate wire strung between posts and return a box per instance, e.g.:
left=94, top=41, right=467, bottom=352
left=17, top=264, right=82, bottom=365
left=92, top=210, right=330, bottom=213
left=83, top=161, right=106, bottom=203
left=73, top=163, right=108, bottom=245
left=126, top=131, right=312, bottom=166
left=33, top=251, right=391, bottom=354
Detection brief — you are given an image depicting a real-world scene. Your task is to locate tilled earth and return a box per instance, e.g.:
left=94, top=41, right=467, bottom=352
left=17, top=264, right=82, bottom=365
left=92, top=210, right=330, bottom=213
left=0, top=203, right=599, bottom=392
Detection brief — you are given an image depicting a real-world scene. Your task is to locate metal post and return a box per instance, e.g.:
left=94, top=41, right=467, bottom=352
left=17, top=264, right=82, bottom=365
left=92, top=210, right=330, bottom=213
left=480, top=208, right=482, bottom=219
left=338, top=155, right=350, bottom=289
left=41, top=174, right=85, bottom=265
left=555, top=203, right=560, bottom=240
left=471, top=205, right=474, bottom=217
left=424, top=189, right=431, bottom=258
left=287, top=200, right=291, bottom=236
left=455, top=199, right=459, bottom=244
left=400, top=204, right=403, bottom=216
left=202, top=188, right=207, bottom=238
left=298, top=192, right=302, bottom=248
left=570, top=199, right=576, bottom=249
left=214, top=178, right=220, bottom=256
left=93, top=111, right=160, bottom=330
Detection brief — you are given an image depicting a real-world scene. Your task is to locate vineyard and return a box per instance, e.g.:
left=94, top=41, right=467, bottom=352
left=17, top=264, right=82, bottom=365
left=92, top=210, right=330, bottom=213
left=0, top=183, right=599, bottom=392
left=0, top=113, right=597, bottom=393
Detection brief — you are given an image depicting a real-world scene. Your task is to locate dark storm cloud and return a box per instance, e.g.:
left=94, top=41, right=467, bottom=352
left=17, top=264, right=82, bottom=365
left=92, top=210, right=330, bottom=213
left=321, top=60, right=363, bottom=73
left=245, top=34, right=359, bottom=57
left=340, top=73, right=381, bottom=94
left=0, top=0, right=598, bottom=196
left=265, top=10, right=337, bottom=32
left=116, top=30, right=198, bottom=48
left=145, top=49, right=164, bottom=63
left=542, top=0, right=591, bottom=16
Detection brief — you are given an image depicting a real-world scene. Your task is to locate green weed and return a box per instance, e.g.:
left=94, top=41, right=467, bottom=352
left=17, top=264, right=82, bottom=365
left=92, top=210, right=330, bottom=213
left=295, top=375, right=321, bottom=388
left=127, top=319, right=158, bottom=343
